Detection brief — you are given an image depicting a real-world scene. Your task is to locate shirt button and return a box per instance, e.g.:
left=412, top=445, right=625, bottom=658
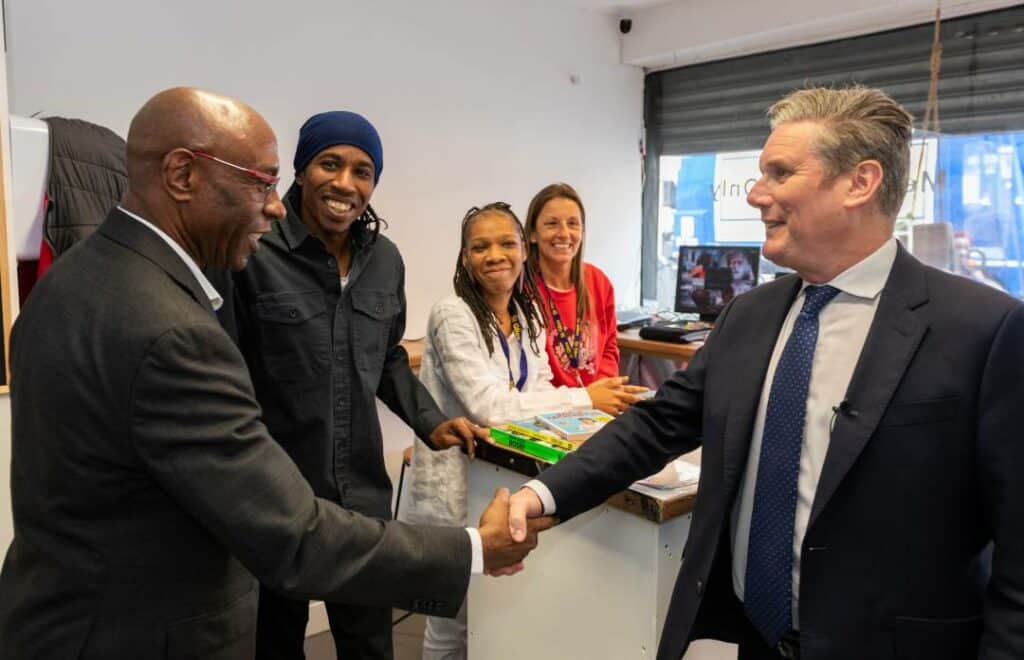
left=335, top=396, right=344, bottom=408
left=288, top=308, right=298, bottom=318
left=695, top=579, right=704, bottom=596
left=327, top=259, right=337, bottom=270
left=375, top=304, right=383, bottom=313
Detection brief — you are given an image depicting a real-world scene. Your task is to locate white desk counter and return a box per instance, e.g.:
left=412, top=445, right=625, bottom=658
left=466, top=441, right=696, bottom=659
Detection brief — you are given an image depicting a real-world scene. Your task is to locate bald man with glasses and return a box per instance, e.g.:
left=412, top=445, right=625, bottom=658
left=0, top=88, right=551, bottom=660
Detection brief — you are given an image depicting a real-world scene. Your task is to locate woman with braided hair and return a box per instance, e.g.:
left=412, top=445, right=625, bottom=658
left=404, top=202, right=629, bottom=659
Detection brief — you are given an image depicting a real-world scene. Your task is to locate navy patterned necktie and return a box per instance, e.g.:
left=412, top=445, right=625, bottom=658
left=744, top=284, right=840, bottom=646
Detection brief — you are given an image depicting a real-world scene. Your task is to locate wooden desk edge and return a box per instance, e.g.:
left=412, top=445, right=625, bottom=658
left=411, top=331, right=702, bottom=368
left=474, top=439, right=695, bottom=524
left=616, top=329, right=702, bottom=361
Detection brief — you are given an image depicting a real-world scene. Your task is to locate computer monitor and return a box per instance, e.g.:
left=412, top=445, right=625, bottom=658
left=675, top=245, right=761, bottom=319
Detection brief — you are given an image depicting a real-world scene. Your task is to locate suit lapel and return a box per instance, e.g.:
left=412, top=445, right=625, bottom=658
left=808, top=246, right=930, bottom=528
left=98, top=208, right=215, bottom=315
left=720, top=275, right=802, bottom=491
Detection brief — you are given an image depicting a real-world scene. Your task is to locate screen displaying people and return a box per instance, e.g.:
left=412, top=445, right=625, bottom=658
left=675, top=245, right=760, bottom=315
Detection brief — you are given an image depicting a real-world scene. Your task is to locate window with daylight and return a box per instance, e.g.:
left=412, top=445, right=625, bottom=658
left=641, top=6, right=1024, bottom=310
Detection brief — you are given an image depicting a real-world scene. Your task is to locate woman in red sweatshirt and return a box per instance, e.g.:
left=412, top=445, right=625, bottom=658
left=525, top=183, right=644, bottom=407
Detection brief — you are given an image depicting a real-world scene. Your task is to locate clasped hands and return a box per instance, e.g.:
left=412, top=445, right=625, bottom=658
left=478, top=487, right=553, bottom=576
left=429, top=418, right=557, bottom=575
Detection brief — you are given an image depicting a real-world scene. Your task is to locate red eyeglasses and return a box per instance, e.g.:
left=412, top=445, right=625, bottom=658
left=187, top=149, right=280, bottom=198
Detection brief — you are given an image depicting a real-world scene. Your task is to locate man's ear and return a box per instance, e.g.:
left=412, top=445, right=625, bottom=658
left=163, top=149, right=196, bottom=202
left=295, top=170, right=304, bottom=187
left=843, top=159, right=884, bottom=211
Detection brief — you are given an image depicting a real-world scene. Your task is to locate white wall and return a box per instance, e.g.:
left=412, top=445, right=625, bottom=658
left=622, top=0, right=1021, bottom=69
left=6, top=0, right=646, bottom=327
left=1, top=0, right=645, bottom=548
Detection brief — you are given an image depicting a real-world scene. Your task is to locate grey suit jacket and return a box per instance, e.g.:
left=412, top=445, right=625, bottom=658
left=0, top=209, right=471, bottom=660
left=538, top=246, right=1024, bottom=660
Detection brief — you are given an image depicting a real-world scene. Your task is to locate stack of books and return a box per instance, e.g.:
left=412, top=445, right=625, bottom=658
left=535, top=410, right=613, bottom=442
left=488, top=409, right=613, bottom=463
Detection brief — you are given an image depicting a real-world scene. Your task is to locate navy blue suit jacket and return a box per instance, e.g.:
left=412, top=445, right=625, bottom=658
left=538, top=245, right=1024, bottom=660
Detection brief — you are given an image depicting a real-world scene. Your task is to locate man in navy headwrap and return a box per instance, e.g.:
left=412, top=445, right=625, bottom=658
left=215, top=111, right=490, bottom=660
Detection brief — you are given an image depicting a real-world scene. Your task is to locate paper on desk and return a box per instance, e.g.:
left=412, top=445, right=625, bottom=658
left=634, top=459, right=700, bottom=490
left=629, top=460, right=699, bottom=501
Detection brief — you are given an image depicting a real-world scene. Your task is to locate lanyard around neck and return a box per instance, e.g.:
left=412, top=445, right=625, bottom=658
left=539, top=277, right=583, bottom=370
left=496, top=307, right=528, bottom=391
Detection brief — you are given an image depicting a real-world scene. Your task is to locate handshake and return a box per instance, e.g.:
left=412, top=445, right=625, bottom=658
left=477, top=487, right=552, bottom=576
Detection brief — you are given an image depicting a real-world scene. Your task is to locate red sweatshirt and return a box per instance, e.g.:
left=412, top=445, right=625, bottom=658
left=536, top=263, right=620, bottom=388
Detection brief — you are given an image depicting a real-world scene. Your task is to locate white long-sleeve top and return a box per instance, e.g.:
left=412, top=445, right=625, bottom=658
left=404, top=295, right=592, bottom=526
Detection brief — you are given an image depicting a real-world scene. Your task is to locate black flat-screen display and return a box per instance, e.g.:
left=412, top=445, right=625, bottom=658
left=675, top=245, right=761, bottom=318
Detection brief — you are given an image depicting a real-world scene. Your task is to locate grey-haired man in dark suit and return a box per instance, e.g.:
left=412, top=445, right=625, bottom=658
left=511, top=86, right=1024, bottom=660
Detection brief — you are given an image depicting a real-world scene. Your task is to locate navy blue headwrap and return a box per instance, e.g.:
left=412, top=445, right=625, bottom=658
left=293, top=111, right=383, bottom=184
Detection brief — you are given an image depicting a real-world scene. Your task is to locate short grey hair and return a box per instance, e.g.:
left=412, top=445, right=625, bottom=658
left=768, top=86, right=914, bottom=218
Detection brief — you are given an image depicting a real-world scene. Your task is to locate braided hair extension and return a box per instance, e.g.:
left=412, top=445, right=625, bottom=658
left=453, top=202, right=545, bottom=356
left=352, top=202, right=388, bottom=244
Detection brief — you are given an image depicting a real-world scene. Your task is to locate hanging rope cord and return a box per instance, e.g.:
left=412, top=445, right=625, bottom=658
left=907, top=7, right=943, bottom=217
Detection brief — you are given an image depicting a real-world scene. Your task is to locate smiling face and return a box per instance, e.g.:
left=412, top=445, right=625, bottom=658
left=463, top=211, right=526, bottom=302
left=746, top=121, right=855, bottom=279
left=295, top=144, right=375, bottom=242
left=188, top=120, right=285, bottom=271
left=530, top=196, right=583, bottom=271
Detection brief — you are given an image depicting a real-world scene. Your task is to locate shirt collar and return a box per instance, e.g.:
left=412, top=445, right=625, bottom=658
left=279, top=186, right=314, bottom=251
left=116, top=205, right=224, bottom=311
left=803, top=237, right=897, bottom=301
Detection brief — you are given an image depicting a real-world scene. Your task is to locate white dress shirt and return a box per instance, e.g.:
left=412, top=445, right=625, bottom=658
left=730, top=238, right=898, bottom=625
left=405, top=295, right=592, bottom=572
left=117, top=206, right=223, bottom=311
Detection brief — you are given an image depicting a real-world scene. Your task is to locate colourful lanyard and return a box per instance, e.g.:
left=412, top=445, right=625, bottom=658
left=539, top=278, right=583, bottom=370
left=497, top=309, right=528, bottom=391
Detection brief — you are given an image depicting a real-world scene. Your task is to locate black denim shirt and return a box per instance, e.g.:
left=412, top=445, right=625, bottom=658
left=214, top=188, right=446, bottom=519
